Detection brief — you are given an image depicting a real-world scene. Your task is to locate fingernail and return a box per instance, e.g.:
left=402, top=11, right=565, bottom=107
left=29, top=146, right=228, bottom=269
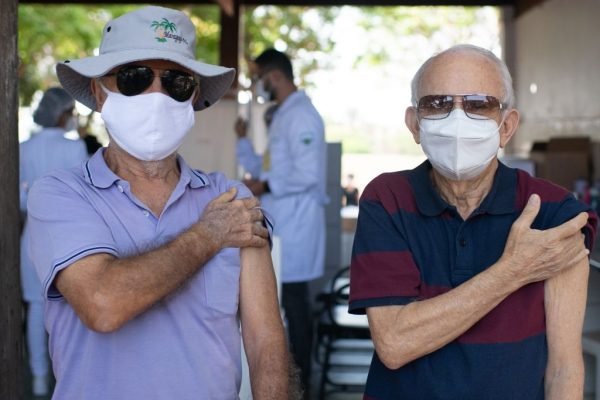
left=528, top=194, right=539, bottom=205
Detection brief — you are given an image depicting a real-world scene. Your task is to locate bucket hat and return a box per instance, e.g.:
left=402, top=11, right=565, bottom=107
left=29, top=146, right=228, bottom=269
left=56, top=5, right=235, bottom=111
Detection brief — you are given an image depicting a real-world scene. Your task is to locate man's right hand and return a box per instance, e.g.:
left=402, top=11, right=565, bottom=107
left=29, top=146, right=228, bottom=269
left=194, top=187, right=269, bottom=250
left=499, top=193, right=589, bottom=285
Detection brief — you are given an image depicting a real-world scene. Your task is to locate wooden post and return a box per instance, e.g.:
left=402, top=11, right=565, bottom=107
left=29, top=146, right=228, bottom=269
left=219, top=0, right=240, bottom=91
left=0, top=0, right=24, bottom=398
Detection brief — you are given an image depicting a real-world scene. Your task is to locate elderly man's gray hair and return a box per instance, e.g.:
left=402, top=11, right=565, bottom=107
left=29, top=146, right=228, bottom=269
left=410, top=44, right=515, bottom=110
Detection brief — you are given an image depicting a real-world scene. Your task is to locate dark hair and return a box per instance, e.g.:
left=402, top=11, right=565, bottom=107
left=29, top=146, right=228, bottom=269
left=255, top=48, right=294, bottom=81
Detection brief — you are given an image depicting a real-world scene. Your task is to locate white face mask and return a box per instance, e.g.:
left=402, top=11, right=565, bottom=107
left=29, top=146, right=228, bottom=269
left=255, top=79, right=274, bottom=102
left=100, top=84, right=195, bottom=161
left=419, top=109, right=501, bottom=181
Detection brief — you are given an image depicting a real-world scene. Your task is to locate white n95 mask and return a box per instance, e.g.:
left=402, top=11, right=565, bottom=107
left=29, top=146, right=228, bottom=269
left=419, top=109, right=501, bottom=181
left=100, top=85, right=195, bottom=161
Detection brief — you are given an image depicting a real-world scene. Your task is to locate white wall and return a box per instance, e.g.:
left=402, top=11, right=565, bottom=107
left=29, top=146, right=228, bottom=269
left=178, top=98, right=240, bottom=177
left=511, top=0, right=600, bottom=155
left=513, top=4, right=600, bottom=395
left=179, top=98, right=274, bottom=178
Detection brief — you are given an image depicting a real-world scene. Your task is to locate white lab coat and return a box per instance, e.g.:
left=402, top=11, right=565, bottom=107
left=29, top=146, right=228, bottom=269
left=236, top=91, right=327, bottom=283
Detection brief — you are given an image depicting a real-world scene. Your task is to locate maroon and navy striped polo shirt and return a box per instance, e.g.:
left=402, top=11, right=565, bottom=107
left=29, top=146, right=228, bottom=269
left=349, top=160, right=597, bottom=400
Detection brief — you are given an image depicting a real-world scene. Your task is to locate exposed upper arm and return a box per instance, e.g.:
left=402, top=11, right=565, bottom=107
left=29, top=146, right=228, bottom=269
left=238, top=245, right=288, bottom=397
left=239, top=245, right=283, bottom=346
left=544, top=257, right=589, bottom=372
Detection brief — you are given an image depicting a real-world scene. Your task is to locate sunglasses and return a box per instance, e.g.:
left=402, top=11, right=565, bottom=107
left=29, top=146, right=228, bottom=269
left=105, top=65, right=198, bottom=102
left=417, top=94, right=506, bottom=120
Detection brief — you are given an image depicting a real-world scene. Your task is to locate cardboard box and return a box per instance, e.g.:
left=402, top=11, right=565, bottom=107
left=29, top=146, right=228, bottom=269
left=529, top=137, right=591, bottom=191
left=341, top=217, right=357, bottom=233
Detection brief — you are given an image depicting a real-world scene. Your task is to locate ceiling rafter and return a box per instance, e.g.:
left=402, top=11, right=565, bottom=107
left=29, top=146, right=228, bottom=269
left=18, top=1, right=548, bottom=16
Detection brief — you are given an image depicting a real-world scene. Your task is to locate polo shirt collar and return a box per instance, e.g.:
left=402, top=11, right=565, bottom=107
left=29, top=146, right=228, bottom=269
left=39, top=127, right=68, bottom=137
left=410, top=160, right=516, bottom=217
left=83, top=149, right=210, bottom=190
left=410, top=161, right=448, bottom=216
left=477, top=161, right=516, bottom=215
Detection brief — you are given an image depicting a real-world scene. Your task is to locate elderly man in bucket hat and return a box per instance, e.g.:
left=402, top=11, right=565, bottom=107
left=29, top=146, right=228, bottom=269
left=25, top=6, right=289, bottom=399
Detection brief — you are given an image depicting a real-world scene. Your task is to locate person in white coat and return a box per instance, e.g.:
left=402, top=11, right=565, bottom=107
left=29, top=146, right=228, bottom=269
left=19, top=87, right=88, bottom=396
left=235, top=48, right=327, bottom=398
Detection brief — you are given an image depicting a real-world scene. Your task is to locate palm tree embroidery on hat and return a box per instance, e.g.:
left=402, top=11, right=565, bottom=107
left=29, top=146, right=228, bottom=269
left=151, top=18, right=187, bottom=44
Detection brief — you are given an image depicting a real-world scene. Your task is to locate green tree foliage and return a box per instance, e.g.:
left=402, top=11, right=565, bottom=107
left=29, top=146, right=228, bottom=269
left=18, top=4, right=491, bottom=117
left=18, top=4, right=336, bottom=106
left=19, top=6, right=130, bottom=106
left=17, top=4, right=335, bottom=105
left=241, top=6, right=339, bottom=86
left=354, top=6, right=485, bottom=66
left=18, top=5, right=221, bottom=106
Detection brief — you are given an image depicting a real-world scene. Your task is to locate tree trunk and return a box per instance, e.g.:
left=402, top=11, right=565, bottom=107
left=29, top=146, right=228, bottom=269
left=0, top=0, right=24, bottom=398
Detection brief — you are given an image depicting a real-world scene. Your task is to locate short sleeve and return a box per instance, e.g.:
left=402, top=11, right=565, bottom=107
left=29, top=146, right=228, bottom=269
left=349, top=176, right=422, bottom=315
left=546, top=193, right=598, bottom=251
left=225, top=175, right=275, bottom=247
left=27, top=175, right=118, bottom=300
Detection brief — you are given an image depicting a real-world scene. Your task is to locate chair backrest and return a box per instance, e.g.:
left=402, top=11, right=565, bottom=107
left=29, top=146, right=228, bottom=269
left=329, top=266, right=351, bottom=303
left=323, top=266, right=369, bottom=330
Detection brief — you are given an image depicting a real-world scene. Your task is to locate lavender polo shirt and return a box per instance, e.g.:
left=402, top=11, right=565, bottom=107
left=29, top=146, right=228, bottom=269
left=27, top=149, right=266, bottom=400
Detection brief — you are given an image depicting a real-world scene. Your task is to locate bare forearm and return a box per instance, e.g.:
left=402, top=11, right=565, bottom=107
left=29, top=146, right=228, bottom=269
left=369, top=259, right=523, bottom=369
left=240, top=246, right=289, bottom=398
left=58, top=222, right=219, bottom=332
left=248, top=335, right=289, bottom=399
left=544, top=259, right=589, bottom=400
left=545, top=360, right=584, bottom=400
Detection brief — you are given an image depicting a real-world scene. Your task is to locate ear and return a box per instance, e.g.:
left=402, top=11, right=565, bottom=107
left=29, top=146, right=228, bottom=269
left=405, top=106, right=421, bottom=144
left=499, top=109, right=520, bottom=148
left=90, top=79, right=106, bottom=112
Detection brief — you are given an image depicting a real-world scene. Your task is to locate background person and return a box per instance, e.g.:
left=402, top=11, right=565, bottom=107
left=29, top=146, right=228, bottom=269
left=77, top=112, right=103, bottom=156
left=349, top=44, right=597, bottom=399
left=26, top=6, right=289, bottom=399
left=234, top=103, right=278, bottom=178
left=235, top=48, right=327, bottom=398
left=342, top=173, right=359, bottom=207
left=19, top=87, right=88, bottom=396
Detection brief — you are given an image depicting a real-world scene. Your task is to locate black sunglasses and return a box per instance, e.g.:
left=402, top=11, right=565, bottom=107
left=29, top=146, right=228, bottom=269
left=105, top=65, right=198, bottom=102
left=417, top=94, right=506, bottom=120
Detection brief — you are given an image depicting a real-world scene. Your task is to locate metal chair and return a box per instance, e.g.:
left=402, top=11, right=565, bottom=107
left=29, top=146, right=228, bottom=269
left=314, top=266, right=374, bottom=399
